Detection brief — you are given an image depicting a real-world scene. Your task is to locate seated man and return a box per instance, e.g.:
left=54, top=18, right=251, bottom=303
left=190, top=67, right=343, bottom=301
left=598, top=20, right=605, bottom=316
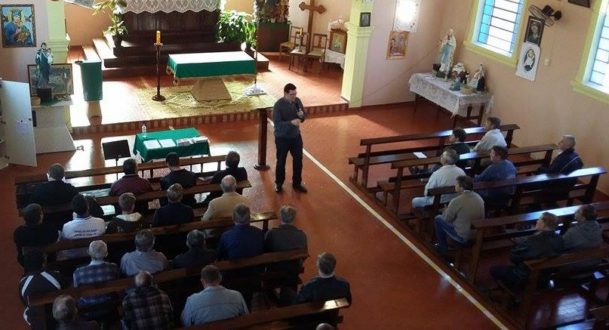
left=411, top=149, right=465, bottom=209
left=217, top=204, right=264, bottom=260
left=73, top=241, right=119, bottom=322
left=106, top=192, right=146, bottom=234
left=173, top=229, right=217, bottom=269
left=265, top=205, right=308, bottom=276
left=411, top=128, right=471, bottom=174
left=110, top=158, right=153, bottom=196
left=181, top=265, right=248, bottom=326
left=296, top=252, right=352, bottom=304
left=122, top=271, right=173, bottom=330
left=537, top=135, right=583, bottom=175
left=52, top=295, right=99, bottom=330
left=202, top=175, right=250, bottom=238
left=473, top=116, right=507, bottom=152
left=14, top=203, right=58, bottom=267
left=160, top=152, right=197, bottom=207
left=153, top=183, right=194, bottom=226
left=490, top=212, right=563, bottom=291
left=121, top=229, right=168, bottom=276
left=563, top=204, right=602, bottom=251
left=204, top=151, right=248, bottom=203
left=61, top=194, right=106, bottom=258
left=30, top=163, right=78, bottom=206
left=474, top=146, right=517, bottom=205
left=19, top=250, right=65, bottom=328
left=434, top=176, right=485, bottom=253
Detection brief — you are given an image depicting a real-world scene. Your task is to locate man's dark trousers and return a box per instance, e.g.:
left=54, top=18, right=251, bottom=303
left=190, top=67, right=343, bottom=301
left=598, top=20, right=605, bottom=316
left=275, top=135, right=303, bottom=186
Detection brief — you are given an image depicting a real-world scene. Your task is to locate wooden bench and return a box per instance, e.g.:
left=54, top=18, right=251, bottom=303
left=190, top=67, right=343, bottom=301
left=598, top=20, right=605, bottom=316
left=377, top=144, right=556, bottom=218
left=348, top=124, right=520, bottom=188
left=27, top=249, right=309, bottom=330
left=15, top=155, right=227, bottom=209
left=184, top=298, right=350, bottom=329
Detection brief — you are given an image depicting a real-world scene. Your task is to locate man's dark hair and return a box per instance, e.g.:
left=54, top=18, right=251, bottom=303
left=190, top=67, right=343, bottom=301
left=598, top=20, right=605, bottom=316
left=226, top=151, right=240, bottom=168
left=452, top=128, right=466, bottom=142
left=71, top=194, right=89, bottom=217
left=23, top=249, right=46, bottom=273
left=284, top=83, right=297, bottom=94
left=457, top=175, right=474, bottom=191
left=48, top=163, right=65, bottom=181
left=580, top=205, right=597, bottom=221
left=487, top=117, right=501, bottom=129
left=165, top=152, right=180, bottom=167
left=492, top=146, right=509, bottom=160
left=122, top=158, right=137, bottom=175
left=201, top=265, right=221, bottom=283
left=23, top=203, right=43, bottom=226
left=317, top=252, right=337, bottom=276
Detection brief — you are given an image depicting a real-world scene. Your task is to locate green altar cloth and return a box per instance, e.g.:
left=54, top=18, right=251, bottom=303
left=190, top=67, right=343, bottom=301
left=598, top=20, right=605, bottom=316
left=133, top=128, right=210, bottom=162
left=167, top=51, right=256, bottom=79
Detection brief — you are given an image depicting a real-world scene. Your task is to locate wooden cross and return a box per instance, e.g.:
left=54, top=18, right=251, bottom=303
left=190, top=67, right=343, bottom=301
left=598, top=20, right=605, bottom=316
left=299, top=0, right=326, bottom=38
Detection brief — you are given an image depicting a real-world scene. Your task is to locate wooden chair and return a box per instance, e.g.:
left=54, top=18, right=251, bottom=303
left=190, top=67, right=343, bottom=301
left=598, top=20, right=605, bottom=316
left=279, top=26, right=303, bottom=60
left=306, top=33, right=328, bottom=72
left=289, top=32, right=309, bottom=71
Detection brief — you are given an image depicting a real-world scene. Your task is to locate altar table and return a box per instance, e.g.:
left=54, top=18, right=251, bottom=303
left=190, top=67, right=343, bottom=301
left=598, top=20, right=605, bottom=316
left=133, top=128, right=210, bottom=162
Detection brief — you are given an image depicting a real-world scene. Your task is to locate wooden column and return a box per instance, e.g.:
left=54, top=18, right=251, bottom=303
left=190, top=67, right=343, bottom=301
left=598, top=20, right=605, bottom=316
left=255, top=107, right=270, bottom=170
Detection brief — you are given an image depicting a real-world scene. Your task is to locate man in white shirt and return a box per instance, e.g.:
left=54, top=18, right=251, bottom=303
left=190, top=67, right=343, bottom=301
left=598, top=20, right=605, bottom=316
left=411, top=149, right=465, bottom=209
left=473, top=116, right=507, bottom=152
left=61, top=194, right=105, bottom=240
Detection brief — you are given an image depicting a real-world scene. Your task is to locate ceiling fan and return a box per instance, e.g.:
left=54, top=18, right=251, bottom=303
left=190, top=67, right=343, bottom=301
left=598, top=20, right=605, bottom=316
left=529, top=4, right=562, bottom=27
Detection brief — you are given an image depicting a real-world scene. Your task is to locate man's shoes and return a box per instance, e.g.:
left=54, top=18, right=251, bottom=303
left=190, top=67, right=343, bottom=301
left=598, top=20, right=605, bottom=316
left=292, top=184, right=308, bottom=193
left=275, top=184, right=283, bottom=193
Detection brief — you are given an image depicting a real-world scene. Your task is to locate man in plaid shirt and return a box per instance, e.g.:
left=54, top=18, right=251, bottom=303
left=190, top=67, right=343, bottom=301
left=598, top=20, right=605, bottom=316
left=73, top=240, right=119, bottom=322
left=122, top=271, right=173, bottom=329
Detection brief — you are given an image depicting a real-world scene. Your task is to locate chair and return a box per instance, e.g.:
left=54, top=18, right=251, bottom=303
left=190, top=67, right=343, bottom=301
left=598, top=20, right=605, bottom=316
left=279, top=26, right=304, bottom=60
left=289, top=32, right=309, bottom=71
left=306, top=33, right=328, bottom=72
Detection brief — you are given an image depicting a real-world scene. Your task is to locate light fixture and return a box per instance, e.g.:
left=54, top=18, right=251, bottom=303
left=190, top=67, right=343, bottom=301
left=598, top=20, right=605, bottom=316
left=529, top=5, right=562, bottom=27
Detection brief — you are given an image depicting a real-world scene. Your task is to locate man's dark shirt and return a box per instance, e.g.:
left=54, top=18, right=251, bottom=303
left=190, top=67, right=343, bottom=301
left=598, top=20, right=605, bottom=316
left=122, top=285, right=173, bottom=330
left=450, top=142, right=471, bottom=168
left=543, top=148, right=584, bottom=175
left=14, top=224, right=58, bottom=266
left=204, top=167, right=249, bottom=202
left=217, top=224, right=264, bottom=260
left=510, top=230, right=564, bottom=265
left=160, top=169, right=197, bottom=206
left=273, top=97, right=305, bottom=139
left=173, top=246, right=217, bottom=269
left=30, top=180, right=78, bottom=206
left=264, top=224, right=307, bottom=274
left=295, top=276, right=352, bottom=305
left=153, top=202, right=194, bottom=227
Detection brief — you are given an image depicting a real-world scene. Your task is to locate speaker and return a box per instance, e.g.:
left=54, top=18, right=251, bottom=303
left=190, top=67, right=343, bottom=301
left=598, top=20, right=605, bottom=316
left=102, top=140, right=131, bottom=161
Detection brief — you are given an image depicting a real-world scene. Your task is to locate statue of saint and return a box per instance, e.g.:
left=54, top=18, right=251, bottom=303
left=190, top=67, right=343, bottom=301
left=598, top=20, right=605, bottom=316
left=35, top=42, right=53, bottom=88
left=438, top=29, right=456, bottom=77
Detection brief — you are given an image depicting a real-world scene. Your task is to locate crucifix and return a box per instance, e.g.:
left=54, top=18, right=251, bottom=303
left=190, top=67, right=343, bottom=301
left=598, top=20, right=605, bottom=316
left=299, top=0, right=326, bottom=38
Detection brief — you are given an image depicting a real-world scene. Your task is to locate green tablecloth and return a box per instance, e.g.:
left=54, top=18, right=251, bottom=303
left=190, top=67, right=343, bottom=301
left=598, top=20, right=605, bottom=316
left=167, top=51, right=256, bottom=79
left=133, top=128, right=210, bottom=162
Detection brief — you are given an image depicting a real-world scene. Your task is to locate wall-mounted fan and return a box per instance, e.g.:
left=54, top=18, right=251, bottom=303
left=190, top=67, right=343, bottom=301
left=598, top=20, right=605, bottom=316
left=529, top=5, right=562, bottom=26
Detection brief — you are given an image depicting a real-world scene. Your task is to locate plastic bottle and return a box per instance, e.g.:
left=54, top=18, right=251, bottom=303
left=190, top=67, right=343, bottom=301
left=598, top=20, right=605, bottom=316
left=142, top=124, right=147, bottom=136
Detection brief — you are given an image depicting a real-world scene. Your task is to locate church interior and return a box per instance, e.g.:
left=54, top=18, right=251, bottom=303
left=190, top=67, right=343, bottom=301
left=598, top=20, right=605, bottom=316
left=1, top=0, right=609, bottom=329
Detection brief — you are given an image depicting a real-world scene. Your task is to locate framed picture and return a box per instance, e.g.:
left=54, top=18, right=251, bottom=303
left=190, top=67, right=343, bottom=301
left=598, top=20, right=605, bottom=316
left=27, top=64, right=74, bottom=97
left=360, top=12, right=371, bottom=27
left=387, top=30, right=409, bottom=59
left=568, top=0, right=591, bottom=7
left=524, top=16, right=544, bottom=46
left=329, top=29, right=347, bottom=54
left=1, top=4, right=36, bottom=48
left=515, top=42, right=541, bottom=81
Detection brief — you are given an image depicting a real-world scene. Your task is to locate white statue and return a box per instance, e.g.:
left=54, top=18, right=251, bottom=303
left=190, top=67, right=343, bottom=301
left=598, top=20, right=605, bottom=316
left=438, top=28, right=457, bottom=77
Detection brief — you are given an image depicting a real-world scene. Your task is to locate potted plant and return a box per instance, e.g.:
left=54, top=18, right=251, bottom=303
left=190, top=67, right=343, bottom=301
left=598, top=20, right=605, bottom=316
left=93, top=0, right=128, bottom=47
left=216, top=11, right=256, bottom=51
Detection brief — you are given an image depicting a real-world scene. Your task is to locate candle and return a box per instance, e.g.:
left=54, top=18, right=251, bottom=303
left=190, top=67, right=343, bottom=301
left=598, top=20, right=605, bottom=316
left=156, top=30, right=161, bottom=44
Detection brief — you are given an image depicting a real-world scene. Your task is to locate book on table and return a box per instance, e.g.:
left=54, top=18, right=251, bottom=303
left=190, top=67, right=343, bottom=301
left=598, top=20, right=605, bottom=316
left=159, top=139, right=176, bottom=148
left=143, top=140, right=162, bottom=149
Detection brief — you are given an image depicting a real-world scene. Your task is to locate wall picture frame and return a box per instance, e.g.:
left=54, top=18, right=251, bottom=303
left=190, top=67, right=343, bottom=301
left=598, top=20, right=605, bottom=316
left=387, top=30, right=409, bottom=59
left=329, top=29, right=347, bottom=54
left=524, top=16, right=544, bottom=46
left=360, top=12, right=371, bottom=27
left=568, top=0, right=591, bottom=7
left=1, top=4, right=36, bottom=48
left=27, top=64, right=74, bottom=97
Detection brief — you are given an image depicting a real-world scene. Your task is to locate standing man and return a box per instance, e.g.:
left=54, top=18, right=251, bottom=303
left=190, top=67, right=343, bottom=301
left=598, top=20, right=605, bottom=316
left=273, top=83, right=307, bottom=193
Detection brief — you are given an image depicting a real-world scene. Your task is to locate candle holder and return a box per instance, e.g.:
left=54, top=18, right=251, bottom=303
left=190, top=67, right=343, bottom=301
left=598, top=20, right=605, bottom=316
left=152, top=42, right=166, bottom=102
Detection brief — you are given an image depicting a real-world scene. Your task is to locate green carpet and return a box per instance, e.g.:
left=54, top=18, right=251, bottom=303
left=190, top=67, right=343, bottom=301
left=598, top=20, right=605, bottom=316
left=136, top=76, right=276, bottom=119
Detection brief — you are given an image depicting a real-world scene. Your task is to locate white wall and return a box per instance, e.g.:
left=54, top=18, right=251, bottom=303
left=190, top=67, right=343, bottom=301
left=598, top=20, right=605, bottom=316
left=0, top=0, right=49, bottom=82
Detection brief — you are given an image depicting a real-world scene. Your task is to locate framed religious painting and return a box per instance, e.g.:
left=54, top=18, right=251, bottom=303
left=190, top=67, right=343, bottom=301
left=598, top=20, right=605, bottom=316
left=1, top=4, right=36, bottom=48
left=27, top=64, right=74, bottom=97
left=387, top=31, right=409, bottom=59
left=329, top=29, right=347, bottom=54
left=523, top=16, right=544, bottom=46
left=360, top=12, right=371, bottom=27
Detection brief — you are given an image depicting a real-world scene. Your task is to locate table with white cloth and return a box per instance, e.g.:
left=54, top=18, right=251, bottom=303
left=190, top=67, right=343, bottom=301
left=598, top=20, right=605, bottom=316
left=408, top=72, right=494, bottom=127
left=324, top=49, right=345, bottom=69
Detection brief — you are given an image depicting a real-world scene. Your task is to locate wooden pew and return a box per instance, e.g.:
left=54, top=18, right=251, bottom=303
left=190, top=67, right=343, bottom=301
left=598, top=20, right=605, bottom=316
left=27, top=249, right=309, bottom=330
left=15, top=155, right=227, bottom=209
left=184, top=298, right=350, bottom=329
left=348, top=124, right=520, bottom=188
left=377, top=144, right=556, bottom=218
left=467, top=201, right=609, bottom=284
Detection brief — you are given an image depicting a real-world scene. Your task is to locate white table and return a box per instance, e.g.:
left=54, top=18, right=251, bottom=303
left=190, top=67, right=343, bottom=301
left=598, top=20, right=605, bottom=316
left=324, top=49, right=345, bottom=69
left=32, top=99, right=75, bottom=154
left=409, top=72, right=493, bottom=127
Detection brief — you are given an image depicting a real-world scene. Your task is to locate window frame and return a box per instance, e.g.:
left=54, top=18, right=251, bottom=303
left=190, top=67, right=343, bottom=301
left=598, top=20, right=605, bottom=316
left=572, top=0, right=609, bottom=104
left=464, top=0, right=528, bottom=67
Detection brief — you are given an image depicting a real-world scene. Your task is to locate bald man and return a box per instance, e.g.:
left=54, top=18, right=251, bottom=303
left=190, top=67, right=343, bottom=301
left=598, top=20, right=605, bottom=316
left=122, top=271, right=173, bottom=329
left=202, top=175, right=251, bottom=238
left=537, top=135, right=583, bottom=175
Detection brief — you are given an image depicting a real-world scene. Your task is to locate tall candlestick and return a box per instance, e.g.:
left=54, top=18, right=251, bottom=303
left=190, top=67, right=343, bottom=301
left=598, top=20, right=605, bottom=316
left=156, top=30, right=161, bottom=44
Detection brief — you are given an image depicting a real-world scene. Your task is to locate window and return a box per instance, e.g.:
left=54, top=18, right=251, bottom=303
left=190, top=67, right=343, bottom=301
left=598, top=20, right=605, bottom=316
left=573, top=0, right=609, bottom=103
left=466, top=0, right=526, bottom=65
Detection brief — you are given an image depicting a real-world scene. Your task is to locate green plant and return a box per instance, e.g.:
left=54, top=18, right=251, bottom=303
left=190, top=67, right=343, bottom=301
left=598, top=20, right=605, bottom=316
left=93, top=0, right=128, bottom=37
left=216, top=11, right=256, bottom=46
